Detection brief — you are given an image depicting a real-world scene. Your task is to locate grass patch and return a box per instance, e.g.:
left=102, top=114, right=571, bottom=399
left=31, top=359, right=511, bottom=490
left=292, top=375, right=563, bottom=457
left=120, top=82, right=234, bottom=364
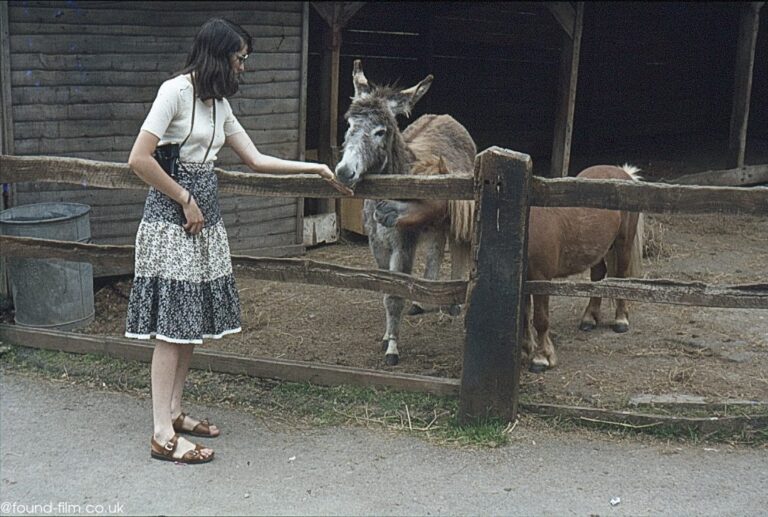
left=1, top=344, right=765, bottom=447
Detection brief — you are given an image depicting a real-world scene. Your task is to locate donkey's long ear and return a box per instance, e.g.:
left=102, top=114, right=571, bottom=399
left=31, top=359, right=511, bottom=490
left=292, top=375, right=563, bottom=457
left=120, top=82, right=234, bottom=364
left=388, top=74, right=434, bottom=116
left=352, top=59, right=370, bottom=98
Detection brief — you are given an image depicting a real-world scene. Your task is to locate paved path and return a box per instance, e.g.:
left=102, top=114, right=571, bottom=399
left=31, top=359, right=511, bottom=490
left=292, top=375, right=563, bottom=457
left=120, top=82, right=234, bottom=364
left=1, top=372, right=766, bottom=516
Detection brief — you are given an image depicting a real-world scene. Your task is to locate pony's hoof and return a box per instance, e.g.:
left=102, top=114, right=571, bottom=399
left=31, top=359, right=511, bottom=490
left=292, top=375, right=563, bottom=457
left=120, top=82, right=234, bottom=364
left=446, top=304, right=462, bottom=317
left=528, top=362, right=548, bottom=374
left=385, top=354, right=399, bottom=366
left=613, top=322, right=630, bottom=333
left=407, top=304, right=425, bottom=316
left=579, top=322, right=596, bottom=332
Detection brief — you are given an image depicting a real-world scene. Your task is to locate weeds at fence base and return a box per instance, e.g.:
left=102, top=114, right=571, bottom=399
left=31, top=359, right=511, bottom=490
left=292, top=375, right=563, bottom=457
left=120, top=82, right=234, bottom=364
left=1, top=344, right=765, bottom=447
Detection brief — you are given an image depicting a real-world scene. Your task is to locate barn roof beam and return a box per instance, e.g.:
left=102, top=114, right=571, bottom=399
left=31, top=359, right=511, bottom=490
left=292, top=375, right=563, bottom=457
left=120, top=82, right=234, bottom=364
left=547, top=2, right=576, bottom=39
left=549, top=2, right=584, bottom=177
left=311, top=2, right=365, bottom=29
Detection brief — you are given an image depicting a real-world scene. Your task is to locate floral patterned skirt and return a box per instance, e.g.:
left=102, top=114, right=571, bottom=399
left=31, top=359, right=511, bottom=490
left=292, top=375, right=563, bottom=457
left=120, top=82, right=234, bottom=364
left=125, top=161, right=241, bottom=344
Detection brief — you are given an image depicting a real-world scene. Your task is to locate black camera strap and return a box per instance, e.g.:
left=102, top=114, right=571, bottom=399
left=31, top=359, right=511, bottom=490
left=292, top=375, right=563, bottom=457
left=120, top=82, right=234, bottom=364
left=180, top=77, right=196, bottom=150
left=201, top=99, right=216, bottom=163
left=180, top=77, right=216, bottom=201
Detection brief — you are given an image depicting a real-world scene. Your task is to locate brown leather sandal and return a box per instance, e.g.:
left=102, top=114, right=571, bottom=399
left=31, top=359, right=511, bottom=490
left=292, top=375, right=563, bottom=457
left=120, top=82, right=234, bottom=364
left=172, top=412, right=219, bottom=438
left=150, top=435, right=214, bottom=464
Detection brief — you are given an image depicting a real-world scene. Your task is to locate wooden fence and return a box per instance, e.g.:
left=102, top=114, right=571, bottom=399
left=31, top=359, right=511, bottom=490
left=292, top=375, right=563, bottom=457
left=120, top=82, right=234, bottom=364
left=1, top=149, right=767, bottom=424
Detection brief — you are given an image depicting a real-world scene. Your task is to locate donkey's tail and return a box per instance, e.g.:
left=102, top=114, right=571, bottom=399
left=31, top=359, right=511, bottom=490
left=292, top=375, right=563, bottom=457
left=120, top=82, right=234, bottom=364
left=448, top=199, right=475, bottom=244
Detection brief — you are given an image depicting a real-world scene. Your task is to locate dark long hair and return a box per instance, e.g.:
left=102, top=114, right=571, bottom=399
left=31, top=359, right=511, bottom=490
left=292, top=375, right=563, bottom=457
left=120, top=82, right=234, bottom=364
left=178, top=18, right=252, bottom=100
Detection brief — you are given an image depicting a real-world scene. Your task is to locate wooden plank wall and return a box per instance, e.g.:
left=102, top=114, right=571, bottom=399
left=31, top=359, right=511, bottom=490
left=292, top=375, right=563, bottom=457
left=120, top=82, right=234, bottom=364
left=576, top=2, right=745, bottom=151
left=307, top=2, right=765, bottom=173
left=751, top=5, right=768, bottom=140
left=6, top=1, right=305, bottom=264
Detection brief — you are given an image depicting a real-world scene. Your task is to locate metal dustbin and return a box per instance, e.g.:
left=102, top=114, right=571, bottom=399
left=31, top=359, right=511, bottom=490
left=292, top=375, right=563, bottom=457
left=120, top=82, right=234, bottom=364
left=0, top=202, right=95, bottom=331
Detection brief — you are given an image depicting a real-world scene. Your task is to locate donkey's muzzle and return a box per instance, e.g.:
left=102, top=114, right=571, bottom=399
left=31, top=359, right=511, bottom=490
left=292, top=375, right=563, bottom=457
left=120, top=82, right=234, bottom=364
left=334, top=163, right=358, bottom=188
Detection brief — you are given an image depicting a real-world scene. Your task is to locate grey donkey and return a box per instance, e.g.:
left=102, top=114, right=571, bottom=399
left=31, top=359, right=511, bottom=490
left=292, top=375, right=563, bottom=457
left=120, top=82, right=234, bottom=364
left=335, top=60, right=477, bottom=366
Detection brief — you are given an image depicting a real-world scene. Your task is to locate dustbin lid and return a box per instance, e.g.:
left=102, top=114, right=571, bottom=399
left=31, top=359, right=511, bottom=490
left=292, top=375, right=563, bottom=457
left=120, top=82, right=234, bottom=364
left=0, top=202, right=91, bottom=226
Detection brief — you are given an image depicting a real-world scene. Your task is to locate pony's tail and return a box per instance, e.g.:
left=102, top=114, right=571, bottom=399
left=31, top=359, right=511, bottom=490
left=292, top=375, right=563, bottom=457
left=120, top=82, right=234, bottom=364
left=448, top=199, right=475, bottom=244
left=620, top=163, right=642, bottom=181
left=627, top=213, right=644, bottom=277
left=607, top=165, right=644, bottom=278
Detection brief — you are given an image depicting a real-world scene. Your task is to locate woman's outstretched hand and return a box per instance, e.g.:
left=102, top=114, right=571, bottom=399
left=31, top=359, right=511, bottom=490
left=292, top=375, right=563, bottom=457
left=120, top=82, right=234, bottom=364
left=317, top=164, right=354, bottom=196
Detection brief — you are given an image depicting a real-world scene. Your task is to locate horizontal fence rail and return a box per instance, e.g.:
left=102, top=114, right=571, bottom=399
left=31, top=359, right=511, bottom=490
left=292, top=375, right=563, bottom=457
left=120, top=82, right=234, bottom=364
left=526, top=279, right=768, bottom=309
left=1, top=150, right=767, bottom=425
left=2, top=155, right=768, bottom=213
left=0, top=235, right=466, bottom=306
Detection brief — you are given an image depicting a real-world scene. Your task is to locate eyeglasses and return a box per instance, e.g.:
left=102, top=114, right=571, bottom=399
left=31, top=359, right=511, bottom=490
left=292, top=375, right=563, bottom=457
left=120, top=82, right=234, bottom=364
left=234, top=54, right=249, bottom=65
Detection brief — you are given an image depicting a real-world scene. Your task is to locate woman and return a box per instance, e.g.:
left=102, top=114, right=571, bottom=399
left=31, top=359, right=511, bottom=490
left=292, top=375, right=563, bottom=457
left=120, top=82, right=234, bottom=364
left=125, top=18, right=351, bottom=464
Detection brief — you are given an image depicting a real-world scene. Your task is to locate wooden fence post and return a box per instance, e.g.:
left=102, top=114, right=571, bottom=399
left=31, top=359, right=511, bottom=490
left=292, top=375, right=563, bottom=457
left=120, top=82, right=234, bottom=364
left=459, top=147, right=532, bottom=424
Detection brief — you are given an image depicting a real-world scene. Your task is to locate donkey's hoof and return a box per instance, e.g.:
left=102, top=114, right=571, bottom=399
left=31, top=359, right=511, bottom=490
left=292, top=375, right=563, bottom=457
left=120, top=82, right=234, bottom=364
left=579, top=322, right=596, bottom=332
left=528, top=362, right=548, bottom=374
left=612, top=322, right=630, bottom=333
left=407, top=304, right=425, bottom=316
left=385, top=354, right=399, bottom=366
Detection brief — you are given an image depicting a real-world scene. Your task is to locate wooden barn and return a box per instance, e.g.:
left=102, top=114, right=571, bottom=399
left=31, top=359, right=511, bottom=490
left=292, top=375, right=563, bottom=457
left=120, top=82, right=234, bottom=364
left=0, top=1, right=310, bottom=268
left=1, top=2, right=765, bottom=246
left=304, top=1, right=766, bottom=232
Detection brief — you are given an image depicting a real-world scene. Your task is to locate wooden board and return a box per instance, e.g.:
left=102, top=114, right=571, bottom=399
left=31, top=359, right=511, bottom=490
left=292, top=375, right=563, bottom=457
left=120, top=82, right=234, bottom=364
left=339, top=197, right=366, bottom=235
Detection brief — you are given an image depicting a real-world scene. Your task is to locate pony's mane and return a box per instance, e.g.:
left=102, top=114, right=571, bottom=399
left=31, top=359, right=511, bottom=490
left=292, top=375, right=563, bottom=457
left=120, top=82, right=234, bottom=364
left=411, top=154, right=449, bottom=176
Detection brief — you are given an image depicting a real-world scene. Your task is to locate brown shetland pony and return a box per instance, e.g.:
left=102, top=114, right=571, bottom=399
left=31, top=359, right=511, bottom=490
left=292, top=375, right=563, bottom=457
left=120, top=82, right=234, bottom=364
left=525, top=164, right=644, bottom=372
left=407, top=160, right=644, bottom=373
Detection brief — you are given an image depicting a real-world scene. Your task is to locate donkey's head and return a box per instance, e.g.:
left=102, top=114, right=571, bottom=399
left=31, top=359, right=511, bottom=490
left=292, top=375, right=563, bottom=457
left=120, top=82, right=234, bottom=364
left=335, top=60, right=433, bottom=188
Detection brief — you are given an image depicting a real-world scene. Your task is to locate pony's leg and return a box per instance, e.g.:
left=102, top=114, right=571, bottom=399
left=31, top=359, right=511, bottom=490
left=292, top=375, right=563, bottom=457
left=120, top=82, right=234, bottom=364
left=579, top=258, right=607, bottom=331
left=408, top=229, right=446, bottom=315
left=382, top=235, right=417, bottom=366
left=610, top=240, right=632, bottom=333
left=530, top=294, right=557, bottom=373
left=609, top=213, right=642, bottom=333
left=522, top=294, right=534, bottom=359
left=445, top=240, right=471, bottom=316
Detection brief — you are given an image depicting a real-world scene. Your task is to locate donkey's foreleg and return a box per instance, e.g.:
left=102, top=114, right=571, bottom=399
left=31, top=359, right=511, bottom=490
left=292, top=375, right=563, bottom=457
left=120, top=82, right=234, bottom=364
left=530, top=295, right=557, bottom=373
left=380, top=241, right=416, bottom=366
left=383, top=294, right=406, bottom=365
left=580, top=259, right=607, bottom=331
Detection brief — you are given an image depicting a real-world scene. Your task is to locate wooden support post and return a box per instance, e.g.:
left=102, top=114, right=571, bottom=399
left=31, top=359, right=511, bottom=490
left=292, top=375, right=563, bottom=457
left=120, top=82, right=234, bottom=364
left=318, top=21, right=341, bottom=170
left=311, top=2, right=364, bottom=224
left=297, top=2, right=311, bottom=245
left=0, top=1, right=14, bottom=309
left=459, top=147, right=532, bottom=424
left=549, top=2, right=583, bottom=178
left=728, top=2, right=763, bottom=168
left=317, top=20, right=341, bottom=216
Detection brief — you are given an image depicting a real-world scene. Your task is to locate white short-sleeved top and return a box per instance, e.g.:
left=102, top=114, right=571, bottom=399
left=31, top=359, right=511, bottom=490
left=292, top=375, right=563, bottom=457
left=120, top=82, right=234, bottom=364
left=141, top=74, right=246, bottom=163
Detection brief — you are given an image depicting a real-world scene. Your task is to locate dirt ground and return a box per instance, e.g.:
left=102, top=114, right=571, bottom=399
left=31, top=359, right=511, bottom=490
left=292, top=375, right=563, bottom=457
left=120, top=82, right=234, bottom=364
left=81, top=211, right=768, bottom=409
left=8, top=140, right=768, bottom=410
